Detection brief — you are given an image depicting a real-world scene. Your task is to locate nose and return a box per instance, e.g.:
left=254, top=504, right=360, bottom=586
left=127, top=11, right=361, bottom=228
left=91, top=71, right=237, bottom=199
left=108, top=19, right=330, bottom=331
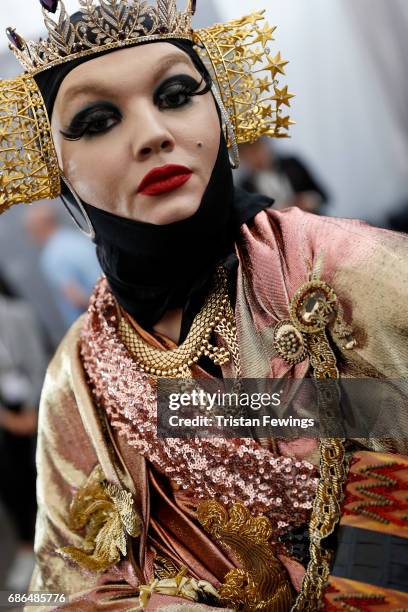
left=130, top=104, right=175, bottom=161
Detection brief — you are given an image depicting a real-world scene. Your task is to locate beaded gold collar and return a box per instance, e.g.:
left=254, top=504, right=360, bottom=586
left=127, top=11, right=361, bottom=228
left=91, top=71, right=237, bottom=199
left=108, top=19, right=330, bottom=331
left=118, top=266, right=242, bottom=378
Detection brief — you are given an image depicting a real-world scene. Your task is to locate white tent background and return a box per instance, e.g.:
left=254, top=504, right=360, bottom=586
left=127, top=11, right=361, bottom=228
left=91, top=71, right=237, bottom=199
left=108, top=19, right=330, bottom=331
left=220, top=0, right=408, bottom=222
left=0, top=0, right=407, bottom=341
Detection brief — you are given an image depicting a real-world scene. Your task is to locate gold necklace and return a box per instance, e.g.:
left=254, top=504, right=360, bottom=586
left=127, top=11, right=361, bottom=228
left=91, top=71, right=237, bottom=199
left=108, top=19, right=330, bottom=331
left=118, top=266, right=241, bottom=378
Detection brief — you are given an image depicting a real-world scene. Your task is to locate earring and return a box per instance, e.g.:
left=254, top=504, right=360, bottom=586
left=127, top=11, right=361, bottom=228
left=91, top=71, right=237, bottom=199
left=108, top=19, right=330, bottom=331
left=60, top=175, right=96, bottom=240
left=211, top=84, right=240, bottom=169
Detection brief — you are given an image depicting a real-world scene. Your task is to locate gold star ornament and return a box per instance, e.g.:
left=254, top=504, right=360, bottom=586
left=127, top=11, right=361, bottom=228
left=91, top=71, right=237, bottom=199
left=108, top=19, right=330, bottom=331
left=253, top=23, right=277, bottom=47
left=272, top=85, right=295, bottom=108
left=244, top=11, right=267, bottom=27
left=257, top=76, right=272, bottom=94
left=276, top=115, right=296, bottom=130
left=265, top=52, right=289, bottom=79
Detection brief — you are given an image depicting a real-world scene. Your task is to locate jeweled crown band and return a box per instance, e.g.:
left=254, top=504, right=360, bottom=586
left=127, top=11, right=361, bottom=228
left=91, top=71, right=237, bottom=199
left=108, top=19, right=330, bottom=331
left=0, top=75, right=60, bottom=211
left=7, top=0, right=195, bottom=76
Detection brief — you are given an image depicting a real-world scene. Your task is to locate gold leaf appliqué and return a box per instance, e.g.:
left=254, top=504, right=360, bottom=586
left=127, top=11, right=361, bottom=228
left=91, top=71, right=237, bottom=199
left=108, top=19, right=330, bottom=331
left=58, top=465, right=142, bottom=572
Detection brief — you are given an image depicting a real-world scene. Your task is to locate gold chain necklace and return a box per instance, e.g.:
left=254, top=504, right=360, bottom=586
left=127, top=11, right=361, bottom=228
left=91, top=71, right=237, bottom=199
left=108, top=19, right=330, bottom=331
left=118, top=266, right=242, bottom=378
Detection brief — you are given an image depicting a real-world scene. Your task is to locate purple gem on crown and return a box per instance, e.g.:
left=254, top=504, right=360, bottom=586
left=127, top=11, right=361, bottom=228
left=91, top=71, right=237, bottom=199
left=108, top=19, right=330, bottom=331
left=39, top=0, right=59, bottom=13
left=191, top=0, right=197, bottom=15
left=6, top=27, right=25, bottom=51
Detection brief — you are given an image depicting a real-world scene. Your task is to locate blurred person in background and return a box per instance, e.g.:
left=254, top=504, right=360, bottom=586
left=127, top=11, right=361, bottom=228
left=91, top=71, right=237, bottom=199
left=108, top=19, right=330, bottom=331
left=25, top=205, right=101, bottom=329
left=387, top=199, right=408, bottom=233
left=238, top=137, right=329, bottom=213
left=0, top=272, right=48, bottom=591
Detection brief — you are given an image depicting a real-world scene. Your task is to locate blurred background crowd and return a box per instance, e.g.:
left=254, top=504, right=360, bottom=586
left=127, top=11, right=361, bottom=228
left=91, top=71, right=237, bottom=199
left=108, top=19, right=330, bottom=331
left=0, top=0, right=407, bottom=602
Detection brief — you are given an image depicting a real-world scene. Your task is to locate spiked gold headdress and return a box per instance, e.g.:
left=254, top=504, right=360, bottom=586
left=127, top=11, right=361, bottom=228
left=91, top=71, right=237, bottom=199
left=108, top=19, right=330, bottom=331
left=1, top=0, right=294, bottom=214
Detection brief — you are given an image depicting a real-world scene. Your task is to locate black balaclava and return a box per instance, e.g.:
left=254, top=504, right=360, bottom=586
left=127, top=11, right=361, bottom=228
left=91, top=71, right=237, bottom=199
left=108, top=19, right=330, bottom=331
left=35, top=24, right=273, bottom=332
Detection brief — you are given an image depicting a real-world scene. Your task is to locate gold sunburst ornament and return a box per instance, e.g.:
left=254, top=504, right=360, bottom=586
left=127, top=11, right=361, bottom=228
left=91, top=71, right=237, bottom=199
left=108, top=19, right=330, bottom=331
left=1, top=0, right=294, bottom=213
left=194, top=11, right=295, bottom=145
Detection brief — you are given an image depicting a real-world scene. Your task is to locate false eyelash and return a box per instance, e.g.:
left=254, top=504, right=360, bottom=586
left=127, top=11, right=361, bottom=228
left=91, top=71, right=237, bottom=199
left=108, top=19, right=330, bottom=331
left=153, top=73, right=211, bottom=107
left=60, top=102, right=122, bottom=141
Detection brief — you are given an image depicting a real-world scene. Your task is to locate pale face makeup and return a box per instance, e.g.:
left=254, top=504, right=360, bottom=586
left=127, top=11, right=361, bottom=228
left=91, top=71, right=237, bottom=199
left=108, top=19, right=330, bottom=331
left=51, top=43, right=221, bottom=225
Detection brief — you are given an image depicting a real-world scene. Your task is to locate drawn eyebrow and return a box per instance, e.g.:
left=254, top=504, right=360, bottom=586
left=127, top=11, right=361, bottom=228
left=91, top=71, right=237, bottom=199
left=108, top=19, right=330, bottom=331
left=62, top=52, right=193, bottom=104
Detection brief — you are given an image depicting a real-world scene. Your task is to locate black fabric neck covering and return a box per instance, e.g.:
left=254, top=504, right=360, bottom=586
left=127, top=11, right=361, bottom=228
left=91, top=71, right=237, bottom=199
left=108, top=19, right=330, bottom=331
left=84, top=135, right=234, bottom=328
left=83, top=138, right=272, bottom=330
left=34, top=31, right=273, bottom=331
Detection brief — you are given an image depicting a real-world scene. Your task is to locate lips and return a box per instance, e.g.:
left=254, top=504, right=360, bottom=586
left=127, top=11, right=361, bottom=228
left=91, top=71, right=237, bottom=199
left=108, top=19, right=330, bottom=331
left=138, top=164, right=193, bottom=196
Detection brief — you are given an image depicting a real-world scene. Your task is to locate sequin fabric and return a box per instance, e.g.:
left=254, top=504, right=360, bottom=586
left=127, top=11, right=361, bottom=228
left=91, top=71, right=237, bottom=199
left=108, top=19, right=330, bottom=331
left=80, top=279, right=318, bottom=536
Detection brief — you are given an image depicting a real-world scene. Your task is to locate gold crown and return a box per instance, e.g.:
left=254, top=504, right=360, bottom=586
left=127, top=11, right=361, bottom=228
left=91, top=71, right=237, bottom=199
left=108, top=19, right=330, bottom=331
left=1, top=1, right=294, bottom=213
left=7, top=0, right=195, bottom=75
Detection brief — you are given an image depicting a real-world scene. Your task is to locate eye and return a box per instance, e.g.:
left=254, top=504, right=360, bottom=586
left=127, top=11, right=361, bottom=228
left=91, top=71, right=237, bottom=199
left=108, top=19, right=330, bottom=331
left=158, top=84, right=190, bottom=109
left=154, top=74, right=211, bottom=110
left=60, top=102, right=121, bottom=141
left=84, top=112, right=119, bottom=135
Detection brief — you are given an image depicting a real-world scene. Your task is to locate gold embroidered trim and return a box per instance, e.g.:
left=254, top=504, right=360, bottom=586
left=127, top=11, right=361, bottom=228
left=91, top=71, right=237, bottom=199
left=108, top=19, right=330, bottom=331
left=153, top=554, right=181, bottom=580
left=197, top=500, right=294, bottom=611
left=288, top=278, right=349, bottom=610
left=58, top=465, right=142, bottom=572
left=291, top=438, right=347, bottom=611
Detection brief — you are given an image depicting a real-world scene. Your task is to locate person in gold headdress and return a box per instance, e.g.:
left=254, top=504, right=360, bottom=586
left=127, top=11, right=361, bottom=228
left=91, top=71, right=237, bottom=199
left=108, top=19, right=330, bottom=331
left=1, top=1, right=408, bottom=610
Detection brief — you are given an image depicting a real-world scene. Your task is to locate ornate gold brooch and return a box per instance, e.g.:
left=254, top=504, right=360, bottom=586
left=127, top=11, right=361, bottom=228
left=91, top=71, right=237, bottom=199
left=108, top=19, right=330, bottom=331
left=273, top=279, right=357, bottom=372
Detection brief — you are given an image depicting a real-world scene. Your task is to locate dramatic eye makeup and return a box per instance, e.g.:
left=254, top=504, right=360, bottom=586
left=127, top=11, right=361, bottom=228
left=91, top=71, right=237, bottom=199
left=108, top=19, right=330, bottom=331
left=60, top=101, right=122, bottom=141
left=60, top=71, right=212, bottom=141
left=153, top=73, right=211, bottom=110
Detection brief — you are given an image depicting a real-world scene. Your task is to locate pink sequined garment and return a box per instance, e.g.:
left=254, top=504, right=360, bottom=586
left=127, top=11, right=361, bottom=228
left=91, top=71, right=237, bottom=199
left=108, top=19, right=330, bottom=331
left=80, top=278, right=317, bottom=536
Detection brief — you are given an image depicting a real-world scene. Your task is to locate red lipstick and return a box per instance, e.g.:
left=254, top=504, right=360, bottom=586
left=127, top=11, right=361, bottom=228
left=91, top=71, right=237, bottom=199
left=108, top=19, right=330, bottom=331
left=138, top=164, right=193, bottom=196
